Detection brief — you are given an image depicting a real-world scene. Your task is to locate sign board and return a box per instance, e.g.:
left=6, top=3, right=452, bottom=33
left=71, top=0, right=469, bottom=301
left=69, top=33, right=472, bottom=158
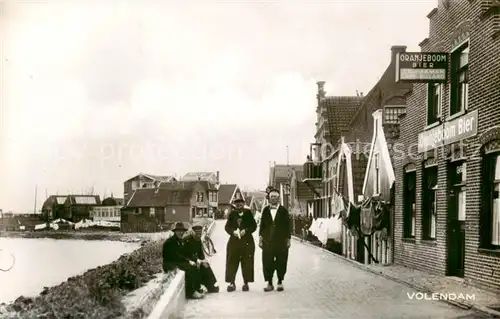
left=417, top=110, right=478, bottom=153
left=396, top=52, right=448, bottom=83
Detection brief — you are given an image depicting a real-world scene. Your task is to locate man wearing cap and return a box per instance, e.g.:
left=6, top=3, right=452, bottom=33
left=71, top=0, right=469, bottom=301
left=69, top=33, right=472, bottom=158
left=224, top=193, right=257, bottom=292
left=162, top=222, right=204, bottom=299
left=259, top=188, right=291, bottom=292
left=183, top=223, right=220, bottom=293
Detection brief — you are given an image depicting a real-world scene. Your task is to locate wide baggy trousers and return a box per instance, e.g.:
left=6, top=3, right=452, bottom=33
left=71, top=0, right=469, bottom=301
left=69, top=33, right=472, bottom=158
left=225, top=237, right=255, bottom=283
left=262, top=242, right=289, bottom=283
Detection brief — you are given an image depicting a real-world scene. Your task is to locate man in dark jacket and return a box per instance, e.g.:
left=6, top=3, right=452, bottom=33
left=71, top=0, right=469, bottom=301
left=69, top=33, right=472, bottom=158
left=183, top=223, right=219, bottom=293
left=162, top=222, right=204, bottom=299
left=224, top=193, right=257, bottom=292
left=259, top=188, right=291, bottom=292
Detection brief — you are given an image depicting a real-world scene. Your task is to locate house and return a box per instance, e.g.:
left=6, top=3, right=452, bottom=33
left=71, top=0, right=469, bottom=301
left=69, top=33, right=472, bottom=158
left=243, top=191, right=267, bottom=215
left=289, top=167, right=315, bottom=216
left=218, top=184, right=244, bottom=216
left=181, top=171, right=220, bottom=185
left=160, top=180, right=219, bottom=218
left=301, top=88, right=364, bottom=221
left=92, top=197, right=124, bottom=222
left=394, top=1, right=500, bottom=291
left=121, top=188, right=192, bottom=233
left=325, top=46, right=411, bottom=264
left=41, top=195, right=101, bottom=222
left=123, top=173, right=177, bottom=204
left=268, top=164, right=302, bottom=209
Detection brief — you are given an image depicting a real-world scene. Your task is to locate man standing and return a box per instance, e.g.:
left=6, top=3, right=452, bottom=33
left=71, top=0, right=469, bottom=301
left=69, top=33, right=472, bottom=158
left=259, top=188, right=291, bottom=292
left=162, top=222, right=204, bottom=299
left=183, top=223, right=220, bottom=293
left=224, top=193, right=257, bottom=292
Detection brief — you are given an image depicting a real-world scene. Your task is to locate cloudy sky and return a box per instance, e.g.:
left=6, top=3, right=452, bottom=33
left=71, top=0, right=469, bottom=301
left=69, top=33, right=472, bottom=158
left=1, top=1, right=434, bottom=213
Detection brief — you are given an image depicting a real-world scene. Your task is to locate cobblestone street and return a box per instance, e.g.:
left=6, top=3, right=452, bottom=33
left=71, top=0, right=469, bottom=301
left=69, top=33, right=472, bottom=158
left=181, top=221, right=485, bottom=318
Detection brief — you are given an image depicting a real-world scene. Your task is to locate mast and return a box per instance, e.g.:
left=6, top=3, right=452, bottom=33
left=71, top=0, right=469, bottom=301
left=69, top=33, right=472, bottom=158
left=34, top=185, right=38, bottom=214
left=286, top=145, right=289, bottom=166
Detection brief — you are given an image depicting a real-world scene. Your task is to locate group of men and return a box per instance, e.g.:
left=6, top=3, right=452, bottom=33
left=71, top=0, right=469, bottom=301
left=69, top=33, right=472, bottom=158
left=162, top=187, right=292, bottom=299
left=162, top=221, right=219, bottom=299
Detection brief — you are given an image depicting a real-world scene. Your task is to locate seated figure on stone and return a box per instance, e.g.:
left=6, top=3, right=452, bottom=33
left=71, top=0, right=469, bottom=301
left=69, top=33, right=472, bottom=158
left=183, top=223, right=220, bottom=293
left=162, top=222, right=205, bottom=299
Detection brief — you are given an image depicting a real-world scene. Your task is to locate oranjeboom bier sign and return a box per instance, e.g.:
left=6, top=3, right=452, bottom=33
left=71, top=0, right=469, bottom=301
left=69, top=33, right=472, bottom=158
left=396, top=52, right=448, bottom=83
left=418, top=110, right=478, bottom=153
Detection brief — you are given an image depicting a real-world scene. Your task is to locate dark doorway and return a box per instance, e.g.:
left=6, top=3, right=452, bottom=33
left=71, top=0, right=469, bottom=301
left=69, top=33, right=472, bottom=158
left=447, top=161, right=466, bottom=278
left=356, top=236, right=365, bottom=263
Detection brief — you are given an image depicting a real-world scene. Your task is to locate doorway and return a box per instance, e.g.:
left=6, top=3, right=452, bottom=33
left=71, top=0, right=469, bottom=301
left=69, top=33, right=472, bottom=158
left=447, top=161, right=466, bottom=278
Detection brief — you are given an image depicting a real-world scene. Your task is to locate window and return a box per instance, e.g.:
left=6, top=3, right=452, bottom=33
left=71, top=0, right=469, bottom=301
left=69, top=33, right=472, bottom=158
left=197, top=192, right=204, bottom=202
left=403, top=166, right=417, bottom=238
left=131, top=181, right=139, bottom=190
left=171, top=191, right=179, bottom=203
left=149, top=207, right=155, bottom=217
left=374, top=153, right=380, bottom=195
left=422, top=164, right=438, bottom=240
left=384, top=106, right=406, bottom=124
left=451, top=42, right=469, bottom=115
left=209, top=192, right=218, bottom=202
left=449, top=162, right=467, bottom=221
left=483, top=152, right=500, bottom=248
left=427, top=83, right=442, bottom=125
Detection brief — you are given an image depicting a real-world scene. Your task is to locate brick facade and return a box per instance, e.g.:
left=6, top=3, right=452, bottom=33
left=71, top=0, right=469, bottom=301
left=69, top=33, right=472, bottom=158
left=393, top=0, right=500, bottom=291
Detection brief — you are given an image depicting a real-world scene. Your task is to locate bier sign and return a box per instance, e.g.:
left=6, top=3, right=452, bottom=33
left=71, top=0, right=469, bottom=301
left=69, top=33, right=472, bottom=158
left=396, top=52, right=448, bottom=83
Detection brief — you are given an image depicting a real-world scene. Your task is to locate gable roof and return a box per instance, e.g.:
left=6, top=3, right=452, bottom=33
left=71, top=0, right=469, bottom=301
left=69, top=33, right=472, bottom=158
left=244, top=196, right=253, bottom=206
left=101, top=197, right=124, bottom=206
left=124, top=173, right=176, bottom=183
left=269, top=164, right=302, bottom=189
left=67, top=195, right=101, bottom=205
left=319, top=96, right=364, bottom=143
left=218, top=184, right=238, bottom=204
left=181, top=172, right=217, bottom=182
left=126, top=188, right=191, bottom=207
left=160, top=180, right=217, bottom=191
left=42, top=195, right=101, bottom=208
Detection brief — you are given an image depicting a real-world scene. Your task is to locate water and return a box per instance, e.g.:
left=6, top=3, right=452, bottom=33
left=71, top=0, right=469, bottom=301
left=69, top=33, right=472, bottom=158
left=0, top=238, right=140, bottom=303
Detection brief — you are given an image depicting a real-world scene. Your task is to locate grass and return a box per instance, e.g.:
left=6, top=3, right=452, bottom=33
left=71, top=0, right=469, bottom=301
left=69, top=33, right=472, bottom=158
left=0, top=240, right=172, bottom=319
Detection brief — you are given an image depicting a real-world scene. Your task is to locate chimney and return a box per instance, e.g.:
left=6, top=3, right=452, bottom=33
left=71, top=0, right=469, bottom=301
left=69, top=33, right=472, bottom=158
left=216, top=171, right=220, bottom=183
left=316, top=81, right=326, bottom=106
left=391, top=45, right=407, bottom=63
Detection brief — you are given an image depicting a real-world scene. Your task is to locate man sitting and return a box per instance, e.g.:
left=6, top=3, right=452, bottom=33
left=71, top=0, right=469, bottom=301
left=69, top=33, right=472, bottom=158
left=162, top=222, right=204, bottom=299
left=184, top=223, right=220, bottom=293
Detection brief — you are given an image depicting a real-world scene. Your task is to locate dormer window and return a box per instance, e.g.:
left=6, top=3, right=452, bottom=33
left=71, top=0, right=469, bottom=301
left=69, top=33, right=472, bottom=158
left=384, top=106, right=406, bottom=124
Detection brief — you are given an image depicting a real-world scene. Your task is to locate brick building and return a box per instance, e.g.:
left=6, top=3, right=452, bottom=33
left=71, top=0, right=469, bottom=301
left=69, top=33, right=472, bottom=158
left=121, top=188, right=191, bottom=233
left=394, top=0, right=500, bottom=291
left=123, top=173, right=177, bottom=204
left=302, top=88, right=363, bottom=220
left=304, top=45, right=412, bottom=264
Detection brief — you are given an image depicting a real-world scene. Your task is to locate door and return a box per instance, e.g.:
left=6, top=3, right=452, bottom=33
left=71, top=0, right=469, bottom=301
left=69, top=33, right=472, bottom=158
left=447, top=162, right=466, bottom=278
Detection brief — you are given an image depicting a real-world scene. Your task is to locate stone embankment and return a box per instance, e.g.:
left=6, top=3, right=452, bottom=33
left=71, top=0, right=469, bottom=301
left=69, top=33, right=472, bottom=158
left=0, top=218, right=215, bottom=318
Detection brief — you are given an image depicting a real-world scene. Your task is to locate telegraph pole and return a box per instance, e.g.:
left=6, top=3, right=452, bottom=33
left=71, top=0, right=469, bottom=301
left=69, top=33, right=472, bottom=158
left=286, top=145, right=289, bottom=166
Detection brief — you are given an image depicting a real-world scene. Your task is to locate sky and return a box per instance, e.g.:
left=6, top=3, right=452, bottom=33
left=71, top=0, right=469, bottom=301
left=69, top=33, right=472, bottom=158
left=0, top=0, right=435, bottom=213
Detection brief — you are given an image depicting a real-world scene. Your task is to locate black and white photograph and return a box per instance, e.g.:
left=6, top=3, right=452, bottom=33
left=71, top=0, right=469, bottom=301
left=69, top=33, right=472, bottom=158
left=0, top=0, right=499, bottom=318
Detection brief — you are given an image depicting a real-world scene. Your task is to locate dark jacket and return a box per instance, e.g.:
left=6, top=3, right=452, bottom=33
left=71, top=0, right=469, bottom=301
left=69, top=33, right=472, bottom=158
left=259, top=205, right=291, bottom=245
left=225, top=208, right=257, bottom=241
left=162, top=234, right=191, bottom=271
left=183, top=234, right=205, bottom=261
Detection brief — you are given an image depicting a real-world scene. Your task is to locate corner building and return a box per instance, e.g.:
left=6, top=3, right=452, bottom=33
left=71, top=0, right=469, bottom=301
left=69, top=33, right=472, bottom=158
left=394, top=0, right=500, bottom=291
